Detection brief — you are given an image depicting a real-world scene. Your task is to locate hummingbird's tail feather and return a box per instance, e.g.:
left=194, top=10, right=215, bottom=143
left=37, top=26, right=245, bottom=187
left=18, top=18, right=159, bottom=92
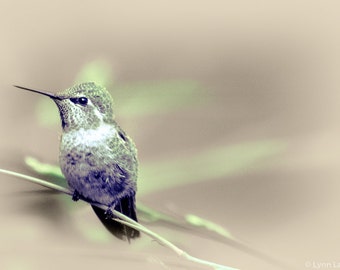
left=91, top=196, right=140, bottom=241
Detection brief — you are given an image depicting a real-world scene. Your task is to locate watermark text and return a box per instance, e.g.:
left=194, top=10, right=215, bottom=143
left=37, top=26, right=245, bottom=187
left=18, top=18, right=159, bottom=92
left=305, top=261, right=340, bottom=269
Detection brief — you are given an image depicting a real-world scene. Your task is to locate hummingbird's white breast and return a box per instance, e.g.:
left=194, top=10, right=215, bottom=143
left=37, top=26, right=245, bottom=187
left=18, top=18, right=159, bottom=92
left=62, top=123, right=117, bottom=148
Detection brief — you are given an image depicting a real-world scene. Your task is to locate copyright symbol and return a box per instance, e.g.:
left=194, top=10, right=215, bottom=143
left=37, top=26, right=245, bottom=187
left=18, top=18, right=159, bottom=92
left=305, top=261, right=312, bottom=268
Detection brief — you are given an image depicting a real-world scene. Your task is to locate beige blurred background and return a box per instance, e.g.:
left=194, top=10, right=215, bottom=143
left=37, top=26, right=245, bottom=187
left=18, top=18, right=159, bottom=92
left=0, top=1, right=340, bottom=270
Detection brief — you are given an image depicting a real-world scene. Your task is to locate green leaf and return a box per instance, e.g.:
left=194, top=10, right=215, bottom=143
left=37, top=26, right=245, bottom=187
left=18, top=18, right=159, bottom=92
left=186, top=214, right=233, bottom=239
left=139, top=140, right=287, bottom=195
left=25, top=157, right=63, bottom=178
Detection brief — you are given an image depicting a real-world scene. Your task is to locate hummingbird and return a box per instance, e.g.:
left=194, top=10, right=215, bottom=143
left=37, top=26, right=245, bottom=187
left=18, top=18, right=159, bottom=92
left=14, top=82, right=140, bottom=240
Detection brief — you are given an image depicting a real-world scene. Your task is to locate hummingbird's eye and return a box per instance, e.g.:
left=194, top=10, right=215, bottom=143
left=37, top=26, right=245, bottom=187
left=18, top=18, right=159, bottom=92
left=70, top=97, right=88, bottom=106
left=78, top=97, right=88, bottom=105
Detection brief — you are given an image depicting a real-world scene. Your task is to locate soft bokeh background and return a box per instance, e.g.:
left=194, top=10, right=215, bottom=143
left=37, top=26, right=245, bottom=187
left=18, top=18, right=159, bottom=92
left=1, top=1, right=340, bottom=270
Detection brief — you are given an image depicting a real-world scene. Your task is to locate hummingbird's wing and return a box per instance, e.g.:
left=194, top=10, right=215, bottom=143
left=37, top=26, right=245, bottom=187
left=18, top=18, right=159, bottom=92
left=90, top=160, right=139, bottom=240
left=90, top=125, right=139, bottom=240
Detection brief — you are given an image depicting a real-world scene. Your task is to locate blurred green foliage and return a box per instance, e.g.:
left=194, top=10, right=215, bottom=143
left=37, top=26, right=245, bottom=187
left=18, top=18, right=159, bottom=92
left=114, top=80, right=206, bottom=118
left=186, top=214, right=233, bottom=239
left=74, top=59, right=114, bottom=87
left=25, top=156, right=63, bottom=177
left=139, top=140, right=285, bottom=195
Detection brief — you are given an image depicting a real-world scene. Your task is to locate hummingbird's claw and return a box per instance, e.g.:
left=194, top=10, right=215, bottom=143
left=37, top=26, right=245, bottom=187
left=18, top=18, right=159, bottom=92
left=104, top=208, right=114, bottom=220
left=72, top=190, right=81, bottom=201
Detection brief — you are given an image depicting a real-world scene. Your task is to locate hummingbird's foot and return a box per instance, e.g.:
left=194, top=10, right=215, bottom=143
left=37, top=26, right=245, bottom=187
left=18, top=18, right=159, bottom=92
left=72, top=190, right=81, bottom=201
left=104, top=208, right=114, bottom=220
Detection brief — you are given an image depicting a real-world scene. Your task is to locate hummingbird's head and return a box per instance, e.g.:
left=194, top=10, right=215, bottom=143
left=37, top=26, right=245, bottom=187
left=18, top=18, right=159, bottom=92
left=15, top=82, right=115, bottom=131
left=54, top=82, right=115, bottom=131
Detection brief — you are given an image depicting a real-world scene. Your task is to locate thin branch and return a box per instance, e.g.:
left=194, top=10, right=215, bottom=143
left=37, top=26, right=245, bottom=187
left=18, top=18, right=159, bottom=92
left=0, top=169, right=71, bottom=195
left=0, top=168, right=239, bottom=270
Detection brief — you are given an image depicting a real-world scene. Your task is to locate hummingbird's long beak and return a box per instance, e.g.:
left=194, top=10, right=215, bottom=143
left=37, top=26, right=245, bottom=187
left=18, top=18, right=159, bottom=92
left=13, top=85, right=63, bottom=100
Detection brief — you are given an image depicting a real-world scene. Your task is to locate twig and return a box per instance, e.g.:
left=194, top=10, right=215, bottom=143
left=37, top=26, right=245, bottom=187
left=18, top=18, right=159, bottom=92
left=0, top=168, right=239, bottom=270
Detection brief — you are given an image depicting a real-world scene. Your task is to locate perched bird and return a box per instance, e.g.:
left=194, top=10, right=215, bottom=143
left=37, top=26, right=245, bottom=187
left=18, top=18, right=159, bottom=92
left=15, top=82, right=140, bottom=240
